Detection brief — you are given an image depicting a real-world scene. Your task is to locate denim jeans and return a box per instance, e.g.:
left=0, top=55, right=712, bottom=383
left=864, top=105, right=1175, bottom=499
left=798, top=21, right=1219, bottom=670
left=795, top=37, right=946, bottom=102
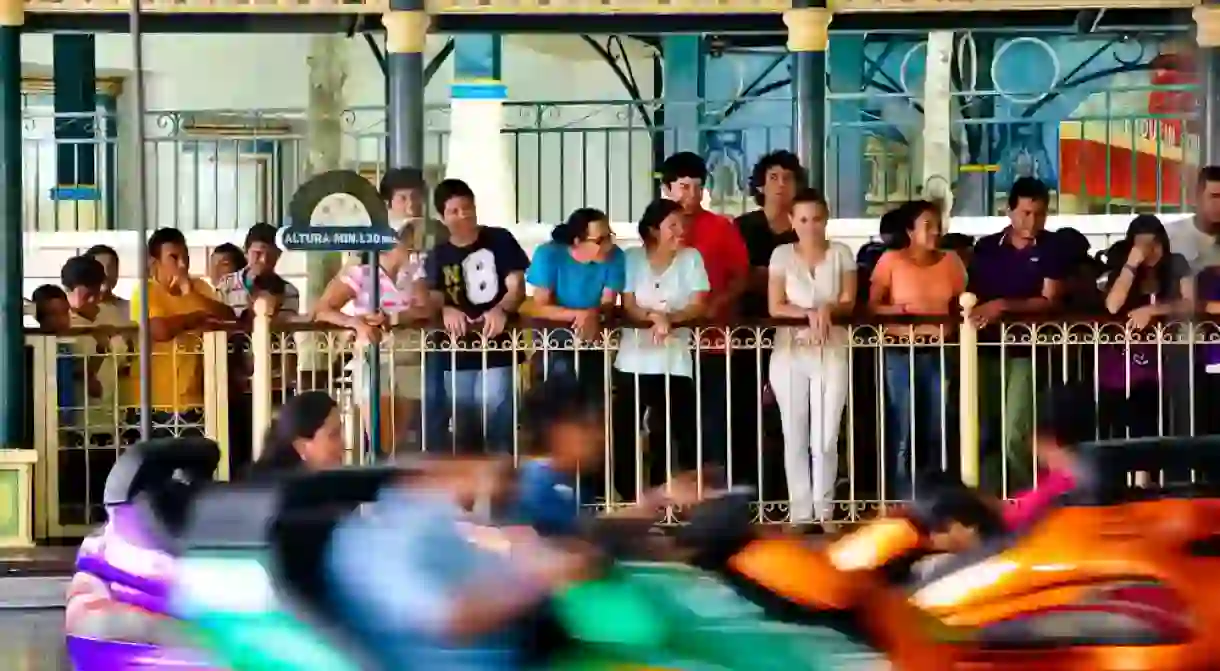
left=421, top=352, right=451, bottom=452
left=444, top=365, right=515, bottom=454
left=882, top=349, right=951, bottom=498
left=540, top=350, right=609, bottom=398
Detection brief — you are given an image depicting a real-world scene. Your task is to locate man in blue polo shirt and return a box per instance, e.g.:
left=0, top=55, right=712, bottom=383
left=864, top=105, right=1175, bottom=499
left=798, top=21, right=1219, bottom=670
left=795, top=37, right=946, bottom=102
left=967, top=177, right=1069, bottom=495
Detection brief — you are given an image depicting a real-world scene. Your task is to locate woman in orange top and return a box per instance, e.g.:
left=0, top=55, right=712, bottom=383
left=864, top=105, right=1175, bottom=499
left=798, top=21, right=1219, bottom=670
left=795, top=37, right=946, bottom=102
left=868, top=201, right=967, bottom=498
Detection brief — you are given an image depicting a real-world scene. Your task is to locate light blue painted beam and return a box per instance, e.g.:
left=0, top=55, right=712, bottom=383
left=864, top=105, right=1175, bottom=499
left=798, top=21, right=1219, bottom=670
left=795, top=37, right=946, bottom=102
left=663, top=35, right=704, bottom=157
left=828, top=35, right=866, bottom=217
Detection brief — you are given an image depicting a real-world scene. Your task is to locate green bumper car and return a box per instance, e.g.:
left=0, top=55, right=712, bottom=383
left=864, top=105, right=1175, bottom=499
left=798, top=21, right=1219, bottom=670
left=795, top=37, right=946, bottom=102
left=167, top=468, right=884, bottom=671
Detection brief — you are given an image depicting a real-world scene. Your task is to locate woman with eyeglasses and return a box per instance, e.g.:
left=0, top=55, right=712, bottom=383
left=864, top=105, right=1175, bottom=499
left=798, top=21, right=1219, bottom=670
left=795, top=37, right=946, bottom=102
left=525, top=207, right=625, bottom=384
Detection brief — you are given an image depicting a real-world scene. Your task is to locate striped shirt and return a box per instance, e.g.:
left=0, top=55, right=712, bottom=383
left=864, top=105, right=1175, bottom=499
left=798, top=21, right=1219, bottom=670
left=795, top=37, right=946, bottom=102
left=215, top=268, right=300, bottom=315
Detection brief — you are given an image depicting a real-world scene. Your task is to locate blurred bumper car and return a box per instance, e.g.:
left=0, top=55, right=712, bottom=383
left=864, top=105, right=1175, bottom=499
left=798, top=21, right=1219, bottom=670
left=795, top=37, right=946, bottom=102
left=65, top=436, right=224, bottom=670
left=694, top=437, right=1220, bottom=671
left=164, top=472, right=893, bottom=671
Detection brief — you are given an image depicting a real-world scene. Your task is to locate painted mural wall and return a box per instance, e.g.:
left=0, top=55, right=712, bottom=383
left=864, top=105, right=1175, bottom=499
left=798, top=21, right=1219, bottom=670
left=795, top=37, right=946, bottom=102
left=15, top=30, right=1201, bottom=233
left=695, top=31, right=1199, bottom=218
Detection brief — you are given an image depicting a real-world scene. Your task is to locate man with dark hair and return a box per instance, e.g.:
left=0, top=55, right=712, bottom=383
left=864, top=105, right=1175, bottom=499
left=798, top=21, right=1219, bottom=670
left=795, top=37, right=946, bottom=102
left=214, top=223, right=300, bottom=315
left=1167, top=166, right=1220, bottom=273
left=85, top=243, right=129, bottom=315
left=968, top=177, right=1069, bottom=494
left=1168, top=167, right=1220, bottom=438
left=423, top=178, right=530, bottom=454
left=208, top=243, right=246, bottom=287
left=32, top=284, right=81, bottom=435
left=134, top=228, right=235, bottom=436
left=61, top=255, right=129, bottom=447
left=382, top=167, right=447, bottom=249
left=730, top=151, right=806, bottom=498
left=735, top=150, right=805, bottom=320
left=659, top=151, right=752, bottom=484
left=32, top=284, right=71, bottom=333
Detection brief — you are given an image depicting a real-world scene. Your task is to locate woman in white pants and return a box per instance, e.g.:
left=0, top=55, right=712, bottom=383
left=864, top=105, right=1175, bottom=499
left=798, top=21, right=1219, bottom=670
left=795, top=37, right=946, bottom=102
left=767, top=188, right=856, bottom=525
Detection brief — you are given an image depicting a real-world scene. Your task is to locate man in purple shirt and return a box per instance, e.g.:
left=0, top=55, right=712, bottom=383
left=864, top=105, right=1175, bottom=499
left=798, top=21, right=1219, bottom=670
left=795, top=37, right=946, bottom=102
left=967, top=177, right=1068, bottom=495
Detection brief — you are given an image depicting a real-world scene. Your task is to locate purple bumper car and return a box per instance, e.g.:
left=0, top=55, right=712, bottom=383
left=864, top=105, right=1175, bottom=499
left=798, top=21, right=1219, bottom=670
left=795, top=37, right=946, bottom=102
left=65, top=437, right=225, bottom=671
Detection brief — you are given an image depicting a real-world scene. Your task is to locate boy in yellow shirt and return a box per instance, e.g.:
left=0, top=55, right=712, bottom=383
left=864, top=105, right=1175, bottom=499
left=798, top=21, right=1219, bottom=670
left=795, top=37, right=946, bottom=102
left=130, top=228, right=235, bottom=437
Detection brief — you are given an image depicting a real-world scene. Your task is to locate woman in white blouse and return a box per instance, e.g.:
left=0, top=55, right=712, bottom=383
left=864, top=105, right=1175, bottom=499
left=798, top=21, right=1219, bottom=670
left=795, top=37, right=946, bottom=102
left=614, top=198, right=709, bottom=498
left=767, top=188, right=856, bottom=526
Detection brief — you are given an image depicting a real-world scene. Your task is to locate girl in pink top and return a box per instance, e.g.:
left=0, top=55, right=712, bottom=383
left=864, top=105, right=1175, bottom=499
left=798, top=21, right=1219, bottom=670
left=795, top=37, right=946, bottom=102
left=314, top=225, right=432, bottom=456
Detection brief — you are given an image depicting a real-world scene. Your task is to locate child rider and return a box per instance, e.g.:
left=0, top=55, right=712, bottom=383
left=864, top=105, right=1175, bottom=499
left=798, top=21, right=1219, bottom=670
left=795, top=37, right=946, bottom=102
left=514, top=374, right=703, bottom=537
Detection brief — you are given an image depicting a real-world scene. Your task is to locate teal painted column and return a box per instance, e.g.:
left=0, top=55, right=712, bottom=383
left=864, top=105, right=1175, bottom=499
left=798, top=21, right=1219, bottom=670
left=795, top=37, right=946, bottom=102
left=448, top=34, right=516, bottom=222
left=1196, top=7, right=1220, bottom=166
left=51, top=34, right=103, bottom=230
left=383, top=5, right=429, bottom=169
left=827, top=35, right=865, bottom=217
left=0, top=0, right=24, bottom=448
left=662, top=35, right=704, bottom=157
left=453, top=34, right=501, bottom=83
left=785, top=4, right=830, bottom=192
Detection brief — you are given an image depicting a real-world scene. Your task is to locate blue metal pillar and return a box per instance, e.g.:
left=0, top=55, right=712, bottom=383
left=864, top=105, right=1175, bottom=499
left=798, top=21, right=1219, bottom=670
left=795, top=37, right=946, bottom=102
left=1199, top=6, right=1220, bottom=165
left=785, top=4, right=830, bottom=192
left=662, top=35, right=704, bottom=156
left=51, top=34, right=102, bottom=229
left=828, top=35, right=865, bottom=217
left=383, top=4, right=429, bottom=170
left=0, top=0, right=24, bottom=446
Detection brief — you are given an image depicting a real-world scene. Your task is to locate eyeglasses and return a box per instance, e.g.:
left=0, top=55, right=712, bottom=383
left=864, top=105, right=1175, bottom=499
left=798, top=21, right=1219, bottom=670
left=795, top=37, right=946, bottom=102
left=584, top=233, right=614, bottom=246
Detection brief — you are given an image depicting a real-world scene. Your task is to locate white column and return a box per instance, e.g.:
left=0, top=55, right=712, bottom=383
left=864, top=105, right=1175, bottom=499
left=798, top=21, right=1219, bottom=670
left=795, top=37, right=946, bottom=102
left=303, top=34, right=348, bottom=309
left=445, top=82, right=515, bottom=226
left=922, top=30, right=955, bottom=218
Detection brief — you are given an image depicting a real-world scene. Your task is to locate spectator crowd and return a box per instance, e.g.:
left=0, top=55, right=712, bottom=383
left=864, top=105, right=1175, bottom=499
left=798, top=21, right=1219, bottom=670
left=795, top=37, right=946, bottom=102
left=31, top=153, right=1220, bottom=525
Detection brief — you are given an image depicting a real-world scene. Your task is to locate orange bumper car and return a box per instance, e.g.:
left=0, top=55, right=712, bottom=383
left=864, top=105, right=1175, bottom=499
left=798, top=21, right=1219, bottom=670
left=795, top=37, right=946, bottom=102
left=683, top=437, right=1220, bottom=671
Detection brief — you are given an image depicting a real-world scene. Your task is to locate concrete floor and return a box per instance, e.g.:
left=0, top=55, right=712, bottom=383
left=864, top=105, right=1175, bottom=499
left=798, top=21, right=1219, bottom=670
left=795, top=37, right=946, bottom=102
left=0, top=610, right=70, bottom=670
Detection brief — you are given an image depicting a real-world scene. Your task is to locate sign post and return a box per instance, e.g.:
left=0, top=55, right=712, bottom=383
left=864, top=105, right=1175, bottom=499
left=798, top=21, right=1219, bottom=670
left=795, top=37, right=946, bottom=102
left=279, top=170, right=397, bottom=461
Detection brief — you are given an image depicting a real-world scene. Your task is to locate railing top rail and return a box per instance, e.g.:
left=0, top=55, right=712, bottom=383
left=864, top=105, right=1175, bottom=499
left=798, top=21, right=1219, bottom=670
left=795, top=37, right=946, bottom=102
left=26, top=309, right=1220, bottom=339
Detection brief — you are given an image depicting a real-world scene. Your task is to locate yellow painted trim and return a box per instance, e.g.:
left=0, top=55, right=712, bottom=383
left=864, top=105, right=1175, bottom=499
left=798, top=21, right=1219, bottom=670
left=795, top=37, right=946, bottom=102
left=784, top=7, right=832, bottom=52
left=1059, top=120, right=1200, bottom=165
left=383, top=10, right=429, bottom=54
left=1196, top=5, right=1220, bottom=47
left=829, top=0, right=1192, bottom=11
left=27, top=335, right=50, bottom=541
left=0, top=451, right=38, bottom=548
left=0, top=0, right=21, bottom=27
left=22, top=73, right=124, bottom=97
left=25, top=0, right=390, bottom=13
left=203, top=331, right=230, bottom=481
left=182, top=119, right=293, bottom=137
left=20, top=0, right=1199, bottom=14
